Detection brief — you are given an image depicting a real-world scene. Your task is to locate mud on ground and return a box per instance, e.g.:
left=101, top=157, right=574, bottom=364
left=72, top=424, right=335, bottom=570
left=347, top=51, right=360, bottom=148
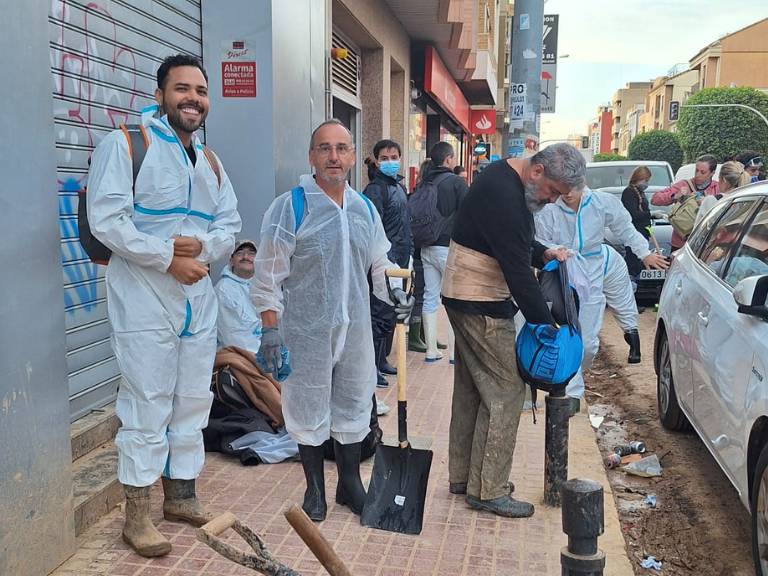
left=585, top=313, right=754, bottom=576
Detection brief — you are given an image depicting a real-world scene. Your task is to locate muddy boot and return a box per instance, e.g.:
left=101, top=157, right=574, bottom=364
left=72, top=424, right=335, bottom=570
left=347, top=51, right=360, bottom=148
left=162, top=478, right=214, bottom=527
left=450, top=481, right=514, bottom=495
left=334, top=440, right=366, bottom=515
left=122, top=485, right=171, bottom=558
left=408, top=317, right=427, bottom=353
left=466, top=494, right=534, bottom=518
left=298, top=444, right=327, bottom=521
left=624, top=329, right=641, bottom=364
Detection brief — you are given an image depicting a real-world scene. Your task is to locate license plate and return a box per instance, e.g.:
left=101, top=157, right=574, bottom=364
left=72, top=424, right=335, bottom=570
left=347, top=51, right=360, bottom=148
left=639, top=269, right=666, bottom=280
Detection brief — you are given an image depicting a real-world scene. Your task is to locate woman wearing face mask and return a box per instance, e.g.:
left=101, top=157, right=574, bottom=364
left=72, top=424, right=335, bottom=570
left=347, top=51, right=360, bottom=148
left=621, top=166, right=653, bottom=277
left=362, top=140, right=413, bottom=388
left=694, top=160, right=751, bottom=227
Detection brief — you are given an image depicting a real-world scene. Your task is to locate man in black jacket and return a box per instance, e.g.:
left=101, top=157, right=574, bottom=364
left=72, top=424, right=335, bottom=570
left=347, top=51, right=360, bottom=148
left=420, top=142, right=469, bottom=362
left=363, top=139, right=412, bottom=387
left=441, top=143, right=584, bottom=518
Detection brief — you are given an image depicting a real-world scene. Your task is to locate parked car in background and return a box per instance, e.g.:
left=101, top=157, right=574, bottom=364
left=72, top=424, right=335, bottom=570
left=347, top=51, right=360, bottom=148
left=674, top=162, right=722, bottom=182
left=654, top=184, right=768, bottom=575
left=586, top=160, right=674, bottom=302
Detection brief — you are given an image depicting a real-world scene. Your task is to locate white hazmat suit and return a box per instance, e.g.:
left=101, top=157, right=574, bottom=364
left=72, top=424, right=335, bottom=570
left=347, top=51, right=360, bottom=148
left=215, top=265, right=262, bottom=355
left=250, top=175, right=396, bottom=446
left=535, top=189, right=649, bottom=398
left=87, top=105, right=241, bottom=487
left=602, top=244, right=638, bottom=333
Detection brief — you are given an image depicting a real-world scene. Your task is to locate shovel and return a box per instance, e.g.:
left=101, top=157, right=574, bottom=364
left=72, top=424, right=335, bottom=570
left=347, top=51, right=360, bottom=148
left=361, top=268, right=433, bottom=535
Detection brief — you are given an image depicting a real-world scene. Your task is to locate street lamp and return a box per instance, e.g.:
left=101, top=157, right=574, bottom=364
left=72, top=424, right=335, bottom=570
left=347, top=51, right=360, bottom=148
left=681, top=103, right=768, bottom=130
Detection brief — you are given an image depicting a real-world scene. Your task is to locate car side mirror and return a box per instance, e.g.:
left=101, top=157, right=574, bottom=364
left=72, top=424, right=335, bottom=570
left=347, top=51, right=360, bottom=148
left=734, top=275, right=768, bottom=319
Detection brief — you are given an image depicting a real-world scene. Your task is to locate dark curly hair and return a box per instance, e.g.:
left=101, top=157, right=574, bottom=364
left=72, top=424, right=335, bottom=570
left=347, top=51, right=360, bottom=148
left=157, top=54, right=208, bottom=90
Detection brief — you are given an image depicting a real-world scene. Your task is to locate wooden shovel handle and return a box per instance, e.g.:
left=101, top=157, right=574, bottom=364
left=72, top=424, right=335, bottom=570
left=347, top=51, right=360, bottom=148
left=284, top=505, right=353, bottom=576
left=385, top=268, right=412, bottom=279
left=200, top=512, right=238, bottom=537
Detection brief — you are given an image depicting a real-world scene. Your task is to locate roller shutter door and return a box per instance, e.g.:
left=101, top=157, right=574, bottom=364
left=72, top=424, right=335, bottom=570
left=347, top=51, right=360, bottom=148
left=49, top=0, right=203, bottom=420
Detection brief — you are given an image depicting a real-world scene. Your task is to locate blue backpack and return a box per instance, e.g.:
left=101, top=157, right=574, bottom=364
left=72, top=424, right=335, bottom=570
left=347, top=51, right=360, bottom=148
left=516, top=260, right=583, bottom=415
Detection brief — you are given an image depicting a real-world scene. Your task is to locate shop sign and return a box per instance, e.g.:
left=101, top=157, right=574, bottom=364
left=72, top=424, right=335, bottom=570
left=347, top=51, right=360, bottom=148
left=470, top=109, right=496, bottom=135
left=221, top=41, right=257, bottom=98
left=509, top=83, right=526, bottom=131
left=424, top=46, right=470, bottom=132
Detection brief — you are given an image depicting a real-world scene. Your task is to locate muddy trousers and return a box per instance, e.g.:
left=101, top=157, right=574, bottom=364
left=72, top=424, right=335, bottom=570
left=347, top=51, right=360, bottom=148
left=446, top=308, right=526, bottom=501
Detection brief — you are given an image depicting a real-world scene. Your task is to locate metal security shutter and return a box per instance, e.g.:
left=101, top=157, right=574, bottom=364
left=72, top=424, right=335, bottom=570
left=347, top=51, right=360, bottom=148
left=49, top=0, right=203, bottom=421
left=331, top=30, right=359, bottom=99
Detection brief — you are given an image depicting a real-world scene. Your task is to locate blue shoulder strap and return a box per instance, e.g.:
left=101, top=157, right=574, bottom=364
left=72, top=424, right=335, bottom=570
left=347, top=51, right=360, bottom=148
left=292, top=187, right=373, bottom=232
left=291, top=186, right=305, bottom=232
left=357, top=191, right=375, bottom=223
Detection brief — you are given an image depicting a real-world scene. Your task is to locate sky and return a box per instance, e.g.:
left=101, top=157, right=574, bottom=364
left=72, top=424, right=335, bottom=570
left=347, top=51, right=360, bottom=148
left=538, top=0, right=768, bottom=142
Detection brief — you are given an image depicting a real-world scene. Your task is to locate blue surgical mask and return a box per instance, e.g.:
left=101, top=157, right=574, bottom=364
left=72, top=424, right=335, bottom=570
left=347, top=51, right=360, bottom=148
left=752, top=174, right=760, bottom=183
left=379, top=160, right=400, bottom=178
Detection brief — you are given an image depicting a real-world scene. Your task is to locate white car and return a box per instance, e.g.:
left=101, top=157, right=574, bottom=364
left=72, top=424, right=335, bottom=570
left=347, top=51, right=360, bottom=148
left=674, top=162, right=722, bottom=182
left=654, top=183, right=768, bottom=574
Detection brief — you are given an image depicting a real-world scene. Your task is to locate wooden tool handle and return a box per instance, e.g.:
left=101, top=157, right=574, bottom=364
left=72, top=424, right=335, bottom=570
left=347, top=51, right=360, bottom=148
left=385, top=267, right=412, bottom=279
left=199, top=512, right=238, bottom=537
left=395, top=323, right=407, bottom=404
left=284, top=505, right=353, bottom=576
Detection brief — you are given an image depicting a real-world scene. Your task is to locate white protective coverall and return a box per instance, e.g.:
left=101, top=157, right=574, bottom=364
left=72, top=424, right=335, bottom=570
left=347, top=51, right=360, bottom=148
left=250, top=174, right=396, bottom=446
left=87, top=105, right=241, bottom=487
left=535, top=189, right=649, bottom=398
left=215, top=265, right=262, bottom=355
left=601, top=244, right=638, bottom=333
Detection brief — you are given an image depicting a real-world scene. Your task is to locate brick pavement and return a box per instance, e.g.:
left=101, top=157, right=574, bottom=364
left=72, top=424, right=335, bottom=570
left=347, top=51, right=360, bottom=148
left=53, top=317, right=633, bottom=576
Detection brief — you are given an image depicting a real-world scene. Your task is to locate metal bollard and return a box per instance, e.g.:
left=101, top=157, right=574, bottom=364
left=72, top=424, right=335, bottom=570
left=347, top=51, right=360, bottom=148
left=544, top=390, right=570, bottom=506
left=560, top=479, right=606, bottom=576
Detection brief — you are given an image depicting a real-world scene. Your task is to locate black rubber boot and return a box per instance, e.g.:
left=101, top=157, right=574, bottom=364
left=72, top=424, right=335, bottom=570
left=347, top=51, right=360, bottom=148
left=333, top=440, right=366, bottom=515
left=408, top=318, right=427, bottom=353
left=380, top=332, right=397, bottom=375
left=624, top=329, right=641, bottom=364
left=298, top=444, right=327, bottom=522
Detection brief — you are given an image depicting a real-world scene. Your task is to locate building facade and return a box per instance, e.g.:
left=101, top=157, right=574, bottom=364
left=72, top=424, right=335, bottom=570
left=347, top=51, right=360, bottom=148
left=610, top=82, right=652, bottom=155
left=639, top=70, right=699, bottom=133
left=690, top=17, right=768, bottom=91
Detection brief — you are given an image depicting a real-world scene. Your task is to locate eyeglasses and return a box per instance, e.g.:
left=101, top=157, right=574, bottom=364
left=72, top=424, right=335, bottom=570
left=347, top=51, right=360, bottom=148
left=313, top=143, right=354, bottom=156
left=746, top=157, right=763, bottom=168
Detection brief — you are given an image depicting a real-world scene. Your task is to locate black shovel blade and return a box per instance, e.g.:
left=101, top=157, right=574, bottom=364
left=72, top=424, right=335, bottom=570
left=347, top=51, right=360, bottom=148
left=361, top=443, right=433, bottom=535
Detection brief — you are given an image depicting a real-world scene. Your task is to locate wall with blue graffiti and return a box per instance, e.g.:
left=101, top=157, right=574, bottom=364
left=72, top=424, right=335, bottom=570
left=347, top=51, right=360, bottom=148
left=50, top=0, right=202, bottom=417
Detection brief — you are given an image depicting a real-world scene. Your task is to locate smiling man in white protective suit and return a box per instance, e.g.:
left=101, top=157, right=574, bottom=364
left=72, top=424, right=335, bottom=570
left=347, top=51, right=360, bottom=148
left=87, top=54, right=241, bottom=557
left=250, top=119, right=414, bottom=522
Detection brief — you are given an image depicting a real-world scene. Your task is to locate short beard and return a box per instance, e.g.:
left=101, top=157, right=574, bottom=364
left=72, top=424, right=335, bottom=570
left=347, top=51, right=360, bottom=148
left=165, top=104, right=207, bottom=136
left=524, top=182, right=548, bottom=213
left=316, top=171, right=348, bottom=186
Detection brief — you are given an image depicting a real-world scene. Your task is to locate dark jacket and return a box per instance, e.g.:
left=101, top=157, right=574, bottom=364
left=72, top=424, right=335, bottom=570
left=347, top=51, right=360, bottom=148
left=363, top=170, right=412, bottom=267
left=621, top=185, right=651, bottom=238
left=422, top=166, right=469, bottom=247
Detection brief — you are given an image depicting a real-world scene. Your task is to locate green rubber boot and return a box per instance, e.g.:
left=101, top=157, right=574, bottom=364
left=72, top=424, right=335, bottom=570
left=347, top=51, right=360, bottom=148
left=408, top=318, right=427, bottom=353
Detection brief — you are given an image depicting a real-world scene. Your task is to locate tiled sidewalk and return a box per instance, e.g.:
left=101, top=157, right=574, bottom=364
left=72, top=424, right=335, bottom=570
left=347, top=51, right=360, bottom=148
left=53, top=318, right=633, bottom=576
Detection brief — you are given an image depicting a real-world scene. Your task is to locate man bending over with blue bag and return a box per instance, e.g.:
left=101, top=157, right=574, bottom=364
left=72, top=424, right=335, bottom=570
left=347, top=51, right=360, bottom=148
left=441, top=144, right=585, bottom=518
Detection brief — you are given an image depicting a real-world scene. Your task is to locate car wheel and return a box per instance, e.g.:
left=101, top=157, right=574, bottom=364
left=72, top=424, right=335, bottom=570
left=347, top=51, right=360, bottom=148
left=751, top=443, right=768, bottom=576
left=656, top=331, right=688, bottom=431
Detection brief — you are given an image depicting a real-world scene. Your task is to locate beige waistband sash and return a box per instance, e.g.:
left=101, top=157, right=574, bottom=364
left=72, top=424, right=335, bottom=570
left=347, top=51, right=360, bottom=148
left=441, top=240, right=512, bottom=302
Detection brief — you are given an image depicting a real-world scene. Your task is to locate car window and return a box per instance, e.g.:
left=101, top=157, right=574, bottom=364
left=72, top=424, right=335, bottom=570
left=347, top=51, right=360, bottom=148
left=696, top=200, right=757, bottom=276
left=586, top=165, right=671, bottom=189
left=722, top=201, right=768, bottom=287
left=687, top=200, right=731, bottom=254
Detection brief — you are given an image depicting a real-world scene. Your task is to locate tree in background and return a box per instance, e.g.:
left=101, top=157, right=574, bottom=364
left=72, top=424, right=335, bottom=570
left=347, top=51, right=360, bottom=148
left=593, top=153, right=626, bottom=162
left=627, top=130, right=684, bottom=173
left=677, top=87, right=768, bottom=163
